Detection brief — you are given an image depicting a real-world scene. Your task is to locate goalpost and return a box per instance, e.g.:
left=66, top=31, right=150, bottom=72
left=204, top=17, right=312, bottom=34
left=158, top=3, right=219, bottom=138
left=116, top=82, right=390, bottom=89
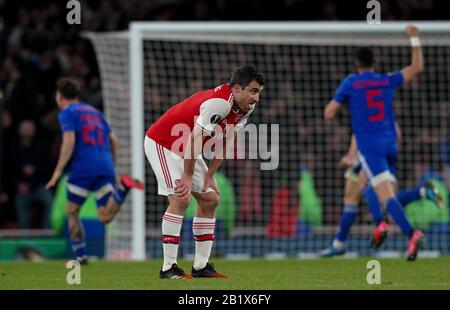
left=87, top=22, right=450, bottom=261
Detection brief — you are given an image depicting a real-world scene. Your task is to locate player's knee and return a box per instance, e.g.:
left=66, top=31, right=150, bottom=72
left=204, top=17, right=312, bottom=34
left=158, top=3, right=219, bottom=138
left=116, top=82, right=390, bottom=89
left=202, top=198, right=220, bottom=215
left=379, top=194, right=393, bottom=206
left=373, top=180, right=396, bottom=205
left=66, top=206, right=80, bottom=218
left=344, top=194, right=360, bottom=206
left=344, top=181, right=362, bottom=205
left=174, top=195, right=192, bottom=210
left=212, top=192, right=220, bottom=207
left=203, top=192, right=220, bottom=209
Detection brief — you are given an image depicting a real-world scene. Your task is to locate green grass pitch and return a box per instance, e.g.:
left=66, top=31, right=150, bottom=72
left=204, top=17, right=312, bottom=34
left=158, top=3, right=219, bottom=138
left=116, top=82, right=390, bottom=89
left=1, top=258, right=449, bottom=290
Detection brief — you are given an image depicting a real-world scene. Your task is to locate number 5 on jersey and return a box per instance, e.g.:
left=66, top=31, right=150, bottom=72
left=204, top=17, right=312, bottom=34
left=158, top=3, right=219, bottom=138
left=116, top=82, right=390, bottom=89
left=365, top=89, right=385, bottom=122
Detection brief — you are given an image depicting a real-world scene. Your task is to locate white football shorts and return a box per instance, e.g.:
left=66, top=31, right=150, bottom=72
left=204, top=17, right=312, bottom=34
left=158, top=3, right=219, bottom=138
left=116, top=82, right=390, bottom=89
left=144, top=136, right=214, bottom=196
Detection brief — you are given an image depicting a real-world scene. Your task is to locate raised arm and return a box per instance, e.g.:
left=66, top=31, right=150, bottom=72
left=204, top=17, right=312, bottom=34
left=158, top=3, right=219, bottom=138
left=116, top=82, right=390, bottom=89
left=46, top=131, right=75, bottom=189
left=401, top=25, right=424, bottom=83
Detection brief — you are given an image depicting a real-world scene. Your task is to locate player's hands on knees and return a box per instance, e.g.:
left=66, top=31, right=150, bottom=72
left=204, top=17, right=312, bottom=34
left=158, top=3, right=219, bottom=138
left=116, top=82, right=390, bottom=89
left=45, top=169, right=62, bottom=190
left=175, top=175, right=192, bottom=199
left=202, top=174, right=220, bottom=195
left=405, top=24, right=419, bottom=37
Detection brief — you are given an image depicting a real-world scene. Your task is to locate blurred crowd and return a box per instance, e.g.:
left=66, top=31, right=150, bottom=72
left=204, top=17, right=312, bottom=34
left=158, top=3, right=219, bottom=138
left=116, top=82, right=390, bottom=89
left=0, top=0, right=449, bottom=229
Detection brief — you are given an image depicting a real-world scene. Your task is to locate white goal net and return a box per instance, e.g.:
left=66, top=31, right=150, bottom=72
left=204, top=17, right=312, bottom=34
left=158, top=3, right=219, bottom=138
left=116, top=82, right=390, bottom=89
left=87, top=22, right=450, bottom=260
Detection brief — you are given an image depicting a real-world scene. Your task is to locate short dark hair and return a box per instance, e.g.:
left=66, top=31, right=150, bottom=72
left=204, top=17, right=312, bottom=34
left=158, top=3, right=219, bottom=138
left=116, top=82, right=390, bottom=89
left=56, top=77, right=81, bottom=99
left=229, top=66, right=265, bottom=88
left=355, top=47, right=375, bottom=68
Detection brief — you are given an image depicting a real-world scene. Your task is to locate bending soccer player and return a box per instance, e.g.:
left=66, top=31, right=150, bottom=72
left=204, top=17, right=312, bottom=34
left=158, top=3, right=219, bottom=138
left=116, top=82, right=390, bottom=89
left=320, top=135, right=444, bottom=257
left=46, top=78, right=144, bottom=264
left=324, top=25, right=427, bottom=261
left=145, top=66, right=265, bottom=279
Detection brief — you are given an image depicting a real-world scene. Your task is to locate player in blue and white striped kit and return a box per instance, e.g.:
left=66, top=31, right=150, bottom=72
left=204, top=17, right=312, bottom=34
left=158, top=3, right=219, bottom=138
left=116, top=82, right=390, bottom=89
left=46, top=78, right=143, bottom=264
left=324, top=25, right=428, bottom=261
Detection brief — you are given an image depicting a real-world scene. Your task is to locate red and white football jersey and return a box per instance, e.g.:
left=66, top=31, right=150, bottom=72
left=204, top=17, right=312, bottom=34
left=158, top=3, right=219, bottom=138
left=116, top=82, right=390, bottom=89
left=146, top=83, right=253, bottom=156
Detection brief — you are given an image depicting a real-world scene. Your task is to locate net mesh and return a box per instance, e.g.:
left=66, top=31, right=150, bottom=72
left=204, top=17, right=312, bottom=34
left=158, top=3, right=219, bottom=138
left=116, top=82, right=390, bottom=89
left=88, top=26, right=450, bottom=259
left=88, top=33, right=134, bottom=259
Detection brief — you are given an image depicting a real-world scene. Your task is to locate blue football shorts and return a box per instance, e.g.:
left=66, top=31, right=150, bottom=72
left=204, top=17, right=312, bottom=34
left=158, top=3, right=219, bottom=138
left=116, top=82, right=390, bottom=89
left=67, top=174, right=116, bottom=207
